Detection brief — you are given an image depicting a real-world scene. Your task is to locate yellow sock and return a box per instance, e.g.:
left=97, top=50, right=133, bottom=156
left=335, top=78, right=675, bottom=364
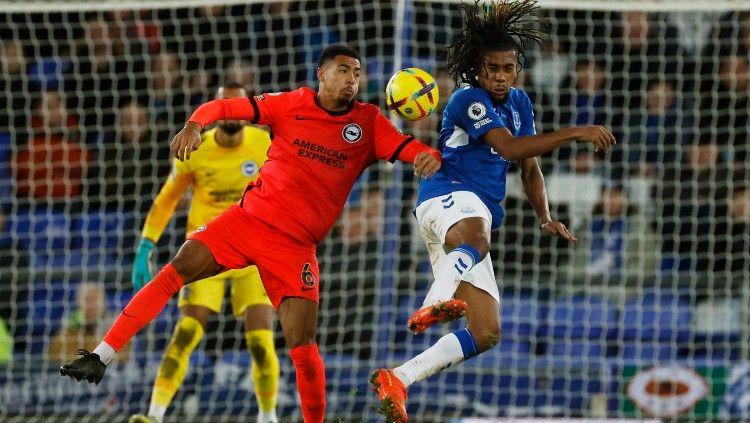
left=150, top=315, right=204, bottom=411
left=245, top=329, right=280, bottom=413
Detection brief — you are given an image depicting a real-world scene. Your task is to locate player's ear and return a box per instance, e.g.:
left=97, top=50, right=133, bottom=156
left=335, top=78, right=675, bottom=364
left=317, top=66, right=325, bottom=83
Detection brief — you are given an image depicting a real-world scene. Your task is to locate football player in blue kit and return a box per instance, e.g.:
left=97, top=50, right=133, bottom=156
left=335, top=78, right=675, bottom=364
left=370, top=1, right=616, bottom=421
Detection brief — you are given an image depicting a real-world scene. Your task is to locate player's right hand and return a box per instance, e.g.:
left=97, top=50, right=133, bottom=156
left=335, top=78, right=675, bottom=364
left=132, top=238, right=156, bottom=292
left=576, top=125, right=616, bottom=152
left=171, top=122, right=203, bottom=161
left=414, top=151, right=441, bottom=179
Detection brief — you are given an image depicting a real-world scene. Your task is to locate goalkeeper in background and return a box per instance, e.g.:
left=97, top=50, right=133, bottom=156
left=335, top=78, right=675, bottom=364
left=128, top=82, right=280, bottom=423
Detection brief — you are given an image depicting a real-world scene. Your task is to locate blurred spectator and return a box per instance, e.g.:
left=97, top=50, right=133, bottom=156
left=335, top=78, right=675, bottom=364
left=549, top=59, right=611, bottom=171
left=587, top=183, right=633, bottom=276
left=609, top=12, right=686, bottom=108
left=106, top=10, right=161, bottom=54
left=249, top=2, right=299, bottom=89
left=318, top=187, right=384, bottom=357
left=560, top=59, right=609, bottom=128
left=696, top=54, right=749, bottom=163
left=706, top=11, right=750, bottom=59
left=620, top=79, right=690, bottom=178
left=0, top=39, right=31, bottom=133
left=655, top=142, right=731, bottom=273
left=223, top=58, right=258, bottom=95
left=434, top=67, right=455, bottom=115
left=87, top=99, right=170, bottom=213
left=160, top=5, right=249, bottom=76
left=146, top=50, right=190, bottom=128
left=528, top=40, right=572, bottom=96
left=13, top=90, right=91, bottom=202
left=405, top=113, right=440, bottom=149
left=47, top=282, right=130, bottom=363
left=64, top=13, right=147, bottom=133
left=714, top=183, right=750, bottom=273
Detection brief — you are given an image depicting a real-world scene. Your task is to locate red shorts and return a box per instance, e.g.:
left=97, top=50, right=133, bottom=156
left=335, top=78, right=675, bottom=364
left=188, top=205, right=320, bottom=309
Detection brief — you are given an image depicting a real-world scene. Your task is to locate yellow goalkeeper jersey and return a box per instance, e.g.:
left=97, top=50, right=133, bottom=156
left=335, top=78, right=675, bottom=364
left=141, top=126, right=271, bottom=241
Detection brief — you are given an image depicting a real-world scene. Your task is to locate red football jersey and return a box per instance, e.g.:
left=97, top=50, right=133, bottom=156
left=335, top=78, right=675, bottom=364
left=239, top=87, right=414, bottom=244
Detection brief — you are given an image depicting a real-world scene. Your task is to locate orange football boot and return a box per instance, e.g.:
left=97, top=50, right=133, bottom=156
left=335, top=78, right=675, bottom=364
left=370, top=369, right=408, bottom=423
left=407, top=298, right=467, bottom=334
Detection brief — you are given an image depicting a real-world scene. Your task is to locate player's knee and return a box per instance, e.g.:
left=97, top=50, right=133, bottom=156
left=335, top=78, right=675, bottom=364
left=171, top=241, right=220, bottom=283
left=479, top=329, right=501, bottom=352
left=473, top=324, right=500, bottom=353
left=285, top=334, right=315, bottom=349
left=170, top=256, right=200, bottom=283
left=473, top=238, right=491, bottom=259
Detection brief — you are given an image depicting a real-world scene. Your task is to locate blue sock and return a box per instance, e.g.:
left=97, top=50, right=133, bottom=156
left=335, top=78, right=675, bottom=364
left=452, top=244, right=482, bottom=275
left=454, top=327, right=479, bottom=359
left=423, top=243, right=483, bottom=306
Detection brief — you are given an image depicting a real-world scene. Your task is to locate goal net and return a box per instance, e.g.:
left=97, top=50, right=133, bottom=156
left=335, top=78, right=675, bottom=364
left=0, top=0, right=748, bottom=421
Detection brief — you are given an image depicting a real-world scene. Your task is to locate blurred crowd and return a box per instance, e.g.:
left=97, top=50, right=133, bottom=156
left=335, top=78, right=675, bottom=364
left=0, top=3, right=748, bottom=360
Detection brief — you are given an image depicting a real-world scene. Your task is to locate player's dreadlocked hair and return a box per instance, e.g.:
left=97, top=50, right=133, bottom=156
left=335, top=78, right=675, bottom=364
left=446, top=0, right=547, bottom=87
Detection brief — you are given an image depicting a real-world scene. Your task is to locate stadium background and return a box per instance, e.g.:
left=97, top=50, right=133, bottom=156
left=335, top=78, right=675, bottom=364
left=0, top=0, right=748, bottom=421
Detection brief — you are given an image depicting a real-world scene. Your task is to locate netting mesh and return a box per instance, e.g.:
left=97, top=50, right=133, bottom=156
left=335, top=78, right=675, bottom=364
left=0, top=1, right=748, bottom=421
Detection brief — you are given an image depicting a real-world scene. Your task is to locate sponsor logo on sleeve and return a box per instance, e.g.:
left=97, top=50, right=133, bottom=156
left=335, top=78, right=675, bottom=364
left=342, top=123, right=363, bottom=143
left=474, top=118, right=492, bottom=129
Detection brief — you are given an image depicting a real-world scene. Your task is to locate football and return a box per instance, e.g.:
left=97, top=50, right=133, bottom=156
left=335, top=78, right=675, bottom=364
left=385, top=67, right=440, bottom=121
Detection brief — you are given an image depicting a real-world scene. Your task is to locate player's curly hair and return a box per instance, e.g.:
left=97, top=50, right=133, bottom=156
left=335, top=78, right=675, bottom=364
left=445, top=0, right=548, bottom=87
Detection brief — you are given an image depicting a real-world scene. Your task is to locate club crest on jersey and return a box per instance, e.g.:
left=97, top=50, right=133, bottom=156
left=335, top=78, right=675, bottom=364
left=241, top=160, right=258, bottom=177
left=468, top=102, right=487, bottom=120
left=513, top=111, right=521, bottom=130
left=342, top=123, right=362, bottom=143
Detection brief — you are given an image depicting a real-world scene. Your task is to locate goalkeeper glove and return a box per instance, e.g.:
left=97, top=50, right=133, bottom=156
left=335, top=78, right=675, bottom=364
left=132, top=238, right=156, bottom=292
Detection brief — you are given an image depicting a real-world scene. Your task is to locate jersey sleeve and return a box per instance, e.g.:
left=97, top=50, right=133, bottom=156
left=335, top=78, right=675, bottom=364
left=249, top=92, right=290, bottom=126
left=372, top=112, right=416, bottom=163
left=519, top=90, right=537, bottom=137
left=141, top=160, right=193, bottom=242
left=447, top=88, right=505, bottom=139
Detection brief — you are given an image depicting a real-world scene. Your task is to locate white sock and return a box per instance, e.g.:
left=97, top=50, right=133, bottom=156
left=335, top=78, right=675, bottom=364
left=422, top=245, right=481, bottom=307
left=92, top=342, right=116, bottom=365
left=142, top=405, right=165, bottom=423
left=145, top=404, right=166, bottom=422
left=257, top=409, right=278, bottom=423
left=393, top=331, right=473, bottom=387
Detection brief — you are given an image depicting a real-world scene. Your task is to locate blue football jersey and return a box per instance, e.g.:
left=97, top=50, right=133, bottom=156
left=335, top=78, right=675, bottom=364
left=417, top=86, right=536, bottom=229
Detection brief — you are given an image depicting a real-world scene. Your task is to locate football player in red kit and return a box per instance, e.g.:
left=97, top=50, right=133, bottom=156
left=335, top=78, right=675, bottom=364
left=60, top=44, right=441, bottom=423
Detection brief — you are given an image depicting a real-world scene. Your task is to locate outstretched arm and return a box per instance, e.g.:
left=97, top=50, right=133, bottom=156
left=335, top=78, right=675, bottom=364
left=519, top=157, right=577, bottom=243
left=482, top=125, right=615, bottom=161
left=171, top=98, right=257, bottom=161
left=390, top=139, right=442, bottom=178
left=373, top=112, right=442, bottom=178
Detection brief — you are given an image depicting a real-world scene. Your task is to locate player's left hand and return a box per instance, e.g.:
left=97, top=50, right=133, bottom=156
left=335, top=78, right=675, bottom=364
left=171, top=122, right=203, bottom=161
left=414, top=152, right=441, bottom=179
left=541, top=220, right=577, bottom=243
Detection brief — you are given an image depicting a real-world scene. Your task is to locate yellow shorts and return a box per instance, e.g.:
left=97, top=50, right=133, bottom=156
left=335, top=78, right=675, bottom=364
left=178, top=265, right=270, bottom=317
